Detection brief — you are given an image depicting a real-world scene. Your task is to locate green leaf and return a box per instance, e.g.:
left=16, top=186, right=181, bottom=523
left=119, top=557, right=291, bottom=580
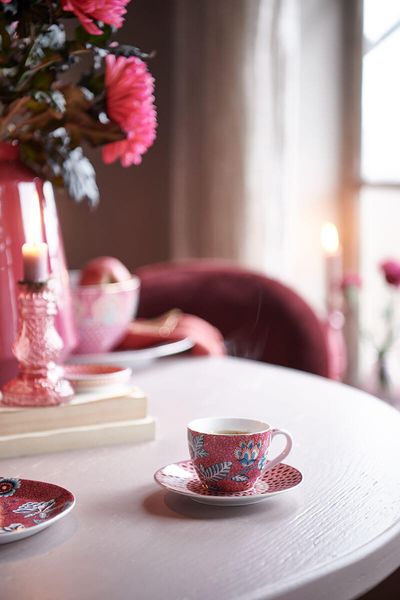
left=16, top=52, right=63, bottom=91
left=66, top=121, right=125, bottom=147
left=79, top=73, right=104, bottom=97
left=20, top=141, right=39, bottom=164
left=30, top=90, right=66, bottom=113
left=108, top=44, right=154, bottom=60
left=75, top=24, right=113, bottom=47
left=0, top=16, right=11, bottom=52
left=30, top=69, right=54, bottom=91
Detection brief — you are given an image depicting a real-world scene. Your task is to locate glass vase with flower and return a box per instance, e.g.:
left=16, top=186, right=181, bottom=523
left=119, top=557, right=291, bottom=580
left=0, top=0, right=157, bottom=383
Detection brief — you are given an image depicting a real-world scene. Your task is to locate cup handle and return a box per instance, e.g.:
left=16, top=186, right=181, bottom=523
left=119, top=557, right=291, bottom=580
left=263, top=428, right=293, bottom=472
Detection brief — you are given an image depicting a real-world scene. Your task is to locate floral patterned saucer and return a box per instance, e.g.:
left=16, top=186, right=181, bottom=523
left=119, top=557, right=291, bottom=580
left=0, top=477, right=75, bottom=544
left=154, top=460, right=303, bottom=506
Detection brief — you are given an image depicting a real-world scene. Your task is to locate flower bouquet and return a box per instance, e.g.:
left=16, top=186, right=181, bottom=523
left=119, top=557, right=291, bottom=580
left=0, top=0, right=157, bottom=204
left=342, top=261, right=400, bottom=401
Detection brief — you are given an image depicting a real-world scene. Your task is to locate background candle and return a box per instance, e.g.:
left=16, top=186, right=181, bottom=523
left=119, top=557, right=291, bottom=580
left=321, top=222, right=343, bottom=313
left=22, top=242, right=49, bottom=283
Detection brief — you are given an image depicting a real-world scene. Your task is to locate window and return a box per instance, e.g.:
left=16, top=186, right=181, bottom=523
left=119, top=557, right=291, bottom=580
left=358, top=0, right=400, bottom=380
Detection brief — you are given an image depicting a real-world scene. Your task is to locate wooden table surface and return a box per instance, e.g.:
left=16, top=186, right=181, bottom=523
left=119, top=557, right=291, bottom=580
left=2, top=356, right=400, bottom=600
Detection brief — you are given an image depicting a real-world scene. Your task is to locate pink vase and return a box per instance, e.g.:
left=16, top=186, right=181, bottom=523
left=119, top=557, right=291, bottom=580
left=0, top=143, right=77, bottom=385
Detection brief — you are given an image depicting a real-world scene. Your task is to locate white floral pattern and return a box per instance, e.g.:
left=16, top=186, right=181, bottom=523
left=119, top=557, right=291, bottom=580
left=13, top=499, right=56, bottom=524
left=188, top=431, right=209, bottom=459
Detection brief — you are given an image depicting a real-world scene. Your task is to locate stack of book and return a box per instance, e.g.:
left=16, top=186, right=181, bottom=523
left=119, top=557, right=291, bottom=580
left=0, top=383, right=155, bottom=458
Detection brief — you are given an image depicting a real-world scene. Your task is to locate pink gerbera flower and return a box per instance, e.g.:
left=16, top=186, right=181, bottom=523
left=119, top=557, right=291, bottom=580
left=102, top=54, right=157, bottom=166
left=380, top=259, right=400, bottom=287
left=61, top=0, right=130, bottom=36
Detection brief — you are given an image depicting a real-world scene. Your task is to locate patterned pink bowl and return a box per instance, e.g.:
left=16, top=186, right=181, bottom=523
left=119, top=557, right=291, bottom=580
left=70, top=272, right=140, bottom=354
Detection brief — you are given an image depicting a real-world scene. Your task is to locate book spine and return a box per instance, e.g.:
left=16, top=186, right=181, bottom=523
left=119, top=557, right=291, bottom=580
left=0, top=393, right=147, bottom=435
left=0, top=417, right=156, bottom=458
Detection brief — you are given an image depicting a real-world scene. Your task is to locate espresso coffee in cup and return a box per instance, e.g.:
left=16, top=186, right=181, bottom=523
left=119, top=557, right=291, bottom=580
left=211, top=430, right=248, bottom=435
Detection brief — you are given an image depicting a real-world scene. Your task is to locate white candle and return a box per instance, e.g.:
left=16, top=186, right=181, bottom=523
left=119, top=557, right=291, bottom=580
left=22, top=242, right=49, bottom=283
left=321, top=223, right=342, bottom=313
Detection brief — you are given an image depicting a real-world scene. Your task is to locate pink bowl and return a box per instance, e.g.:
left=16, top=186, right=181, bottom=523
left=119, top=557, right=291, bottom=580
left=70, top=272, right=140, bottom=354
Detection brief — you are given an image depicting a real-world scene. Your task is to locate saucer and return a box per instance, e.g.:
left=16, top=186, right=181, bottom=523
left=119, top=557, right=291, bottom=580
left=68, top=338, right=194, bottom=368
left=0, top=478, right=75, bottom=544
left=63, top=364, right=132, bottom=391
left=154, top=460, right=303, bottom=506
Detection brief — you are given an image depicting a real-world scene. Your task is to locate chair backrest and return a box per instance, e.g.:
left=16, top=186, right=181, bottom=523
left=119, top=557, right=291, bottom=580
left=136, top=260, right=330, bottom=377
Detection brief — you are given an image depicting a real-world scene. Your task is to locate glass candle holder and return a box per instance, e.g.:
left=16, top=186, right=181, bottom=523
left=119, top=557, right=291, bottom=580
left=1, top=280, right=73, bottom=407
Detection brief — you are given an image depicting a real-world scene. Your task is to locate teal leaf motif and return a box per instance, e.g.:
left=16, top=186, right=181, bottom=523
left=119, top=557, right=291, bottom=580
left=188, top=432, right=208, bottom=459
left=0, top=523, right=25, bottom=533
left=258, top=454, right=268, bottom=470
left=199, top=462, right=232, bottom=482
left=231, top=474, right=249, bottom=482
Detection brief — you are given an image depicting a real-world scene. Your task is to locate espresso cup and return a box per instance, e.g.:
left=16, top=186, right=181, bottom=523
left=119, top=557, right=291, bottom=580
left=187, top=417, right=292, bottom=492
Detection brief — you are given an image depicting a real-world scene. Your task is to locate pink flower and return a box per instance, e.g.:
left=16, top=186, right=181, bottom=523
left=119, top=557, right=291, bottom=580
left=102, top=54, right=157, bottom=166
left=0, top=0, right=12, bottom=3
left=341, top=273, right=362, bottom=290
left=380, top=260, right=400, bottom=287
left=61, top=0, right=130, bottom=36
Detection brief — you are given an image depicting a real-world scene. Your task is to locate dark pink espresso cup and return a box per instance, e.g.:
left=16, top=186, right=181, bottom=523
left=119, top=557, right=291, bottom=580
left=187, top=417, right=293, bottom=492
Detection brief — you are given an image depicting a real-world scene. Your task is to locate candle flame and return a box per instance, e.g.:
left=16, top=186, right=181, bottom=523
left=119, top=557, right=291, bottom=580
left=321, top=222, right=339, bottom=255
left=20, top=184, right=43, bottom=244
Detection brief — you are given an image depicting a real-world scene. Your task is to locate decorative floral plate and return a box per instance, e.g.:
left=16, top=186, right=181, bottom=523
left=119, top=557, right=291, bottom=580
left=63, top=364, right=132, bottom=391
left=154, top=460, right=303, bottom=506
left=0, top=478, right=75, bottom=544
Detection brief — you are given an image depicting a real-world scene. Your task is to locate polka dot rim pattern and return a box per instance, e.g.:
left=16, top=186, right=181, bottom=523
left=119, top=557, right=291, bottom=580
left=154, top=460, right=303, bottom=500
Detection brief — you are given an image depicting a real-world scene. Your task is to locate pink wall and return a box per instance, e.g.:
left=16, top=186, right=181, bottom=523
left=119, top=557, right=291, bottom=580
left=57, top=0, right=173, bottom=273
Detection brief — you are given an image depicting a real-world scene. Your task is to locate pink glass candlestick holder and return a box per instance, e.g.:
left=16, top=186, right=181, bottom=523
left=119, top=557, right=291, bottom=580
left=1, top=280, right=74, bottom=407
left=0, top=142, right=77, bottom=387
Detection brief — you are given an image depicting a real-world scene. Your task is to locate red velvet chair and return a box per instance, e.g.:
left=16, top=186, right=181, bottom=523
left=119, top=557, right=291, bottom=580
left=135, top=260, right=330, bottom=377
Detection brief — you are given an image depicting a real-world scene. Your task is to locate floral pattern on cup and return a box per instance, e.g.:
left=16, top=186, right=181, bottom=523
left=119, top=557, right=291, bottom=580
left=188, top=429, right=270, bottom=492
left=188, top=417, right=293, bottom=493
left=188, top=431, right=209, bottom=459
left=231, top=440, right=267, bottom=483
left=235, top=440, right=261, bottom=466
left=258, top=453, right=268, bottom=471
left=199, top=462, right=233, bottom=485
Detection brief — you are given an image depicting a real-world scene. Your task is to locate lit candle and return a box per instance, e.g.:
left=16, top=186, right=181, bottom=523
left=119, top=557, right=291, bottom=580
left=321, top=222, right=343, bottom=313
left=22, top=242, right=49, bottom=283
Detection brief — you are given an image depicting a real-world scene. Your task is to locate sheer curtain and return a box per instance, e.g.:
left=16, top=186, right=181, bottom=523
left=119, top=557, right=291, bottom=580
left=171, top=0, right=298, bottom=274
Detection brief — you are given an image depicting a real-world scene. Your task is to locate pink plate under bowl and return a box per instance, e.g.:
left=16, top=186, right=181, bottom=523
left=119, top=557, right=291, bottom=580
left=0, top=477, right=75, bottom=543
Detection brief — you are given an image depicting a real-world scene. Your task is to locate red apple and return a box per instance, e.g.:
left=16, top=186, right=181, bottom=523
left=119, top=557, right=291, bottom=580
left=79, top=256, right=132, bottom=285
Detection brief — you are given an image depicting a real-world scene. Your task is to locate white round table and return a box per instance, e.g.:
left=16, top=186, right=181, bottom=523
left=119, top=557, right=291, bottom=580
left=1, top=356, right=400, bottom=600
